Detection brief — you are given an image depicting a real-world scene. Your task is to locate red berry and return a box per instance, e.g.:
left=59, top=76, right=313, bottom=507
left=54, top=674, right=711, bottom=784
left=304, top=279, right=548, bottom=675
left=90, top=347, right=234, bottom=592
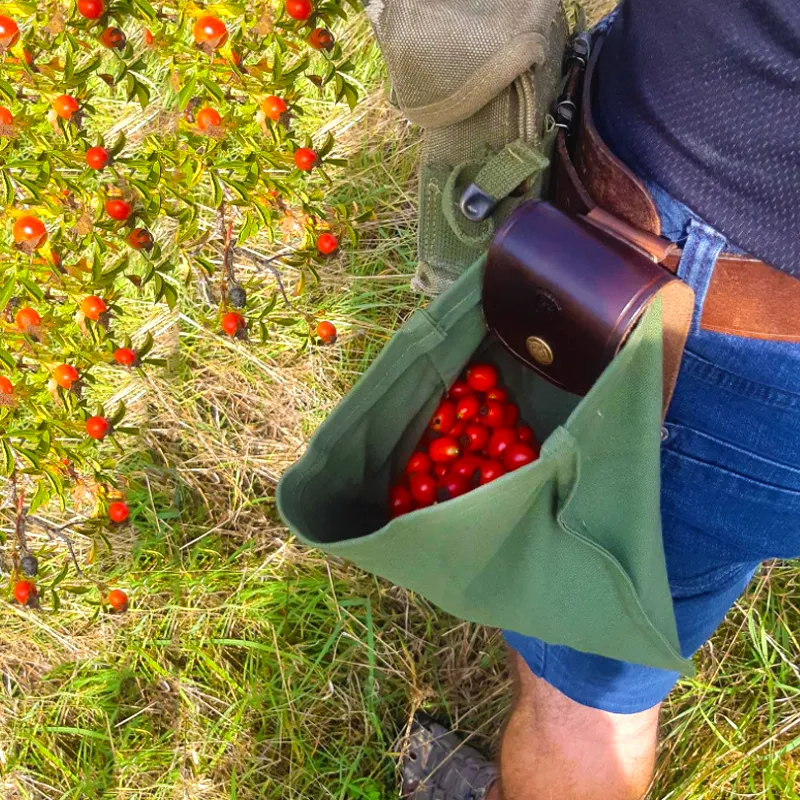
left=389, top=485, right=414, bottom=518
left=436, top=473, right=468, bottom=502
left=105, top=198, right=132, bottom=221
left=466, top=364, right=499, bottom=393
left=308, top=27, right=334, bottom=50
left=13, top=215, right=47, bottom=248
left=108, top=501, right=130, bottom=523
left=77, top=0, right=104, bottom=19
left=286, top=0, right=313, bottom=21
left=53, top=94, right=79, bottom=120
left=144, top=29, right=154, bottom=46
left=486, top=387, right=508, bottom=403
left=517, top=425, right=536, bottom=444
left=504, top=403, right=519, bottom=427
left=53, top=364, right=79, bottom=389
left=487, top=428, right=518, bottom=460
left=450, top=455, right=482, bottom=485
left=114, top=347, right=138, bottom=366
left=261, top=95, right=287, bottom=121
left=13, top=580, right=37, bottom=606
left=0, top=15, right=20, bottom=49
left=0, top=106, right=13, bottom=125
left=15, top=306, right=41, bottom=331
left=409, top=472, right=436, bottom=507
left=450, top=420, right=465, bottom=438
left=448, top=381, right=472, bottom=399
left=429, top=400, right=457, bottom=434
left=455, top=394, right=480, bottom=422
left=193, top=15, right=228, bottom=49
left=462, top=423, right=489, bottom=453
left=433, top=464, right=449, bottom=479
left=479, top=400, right=506, bottom=428
left=406, top=452, right=432, bottom=475
left=316, top=320, right=337, bottom=344
left=429, top=436, right=461, bottom=464
left=86, top=416, right=110, bottom=440
left=81, top=295, right=107, bottom=321
left=221, top=312, right=246, bottom=337
left=503, top=443, right=538, bottom=472
left=100, top=25, right=126, bottom=49
left=85, top=146, right=109, bottom=170
left=196, top=106, right=221, bottom=130
left=317, top=233, right=339, bottom=255
left=0, top=376, right=13, bottom=394
left=107, top=588, right=129, bottom=611
left=128, top=227, right=154, bottom=251
left=294, top=147, right=318, bottom=171
left=479, top=460, right=506, bottom=486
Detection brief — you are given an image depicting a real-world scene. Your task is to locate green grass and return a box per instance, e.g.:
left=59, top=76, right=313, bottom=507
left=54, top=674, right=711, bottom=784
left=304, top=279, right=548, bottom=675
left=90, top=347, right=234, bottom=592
left=3, top=11, right=800, bottom=800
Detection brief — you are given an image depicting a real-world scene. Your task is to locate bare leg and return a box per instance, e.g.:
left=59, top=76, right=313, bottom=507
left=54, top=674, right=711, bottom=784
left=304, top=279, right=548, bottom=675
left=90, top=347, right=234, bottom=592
left=487, top=651, right=660, bottom=800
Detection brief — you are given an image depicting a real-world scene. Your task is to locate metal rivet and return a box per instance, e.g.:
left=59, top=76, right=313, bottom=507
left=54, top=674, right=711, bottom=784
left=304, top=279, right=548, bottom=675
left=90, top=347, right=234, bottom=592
left=660, top=426, right=669, bottom=442
left=526, top=336, right=554, bottom=366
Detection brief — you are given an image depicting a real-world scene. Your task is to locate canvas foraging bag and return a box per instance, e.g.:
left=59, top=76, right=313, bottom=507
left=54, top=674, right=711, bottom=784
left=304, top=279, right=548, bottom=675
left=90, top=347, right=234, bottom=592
left=362, top=0, right=569, bottom=294
left=277, top=254, right=693, bottom=674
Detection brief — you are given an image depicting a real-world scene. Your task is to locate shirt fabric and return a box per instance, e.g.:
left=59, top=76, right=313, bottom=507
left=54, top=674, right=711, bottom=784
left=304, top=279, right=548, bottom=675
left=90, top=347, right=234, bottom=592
left=596, top=0, right=800, bottom=277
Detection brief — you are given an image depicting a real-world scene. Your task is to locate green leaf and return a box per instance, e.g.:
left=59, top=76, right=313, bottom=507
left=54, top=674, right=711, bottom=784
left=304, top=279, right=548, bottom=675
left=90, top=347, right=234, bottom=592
left=138, top=332, right=155, bottom=357
left=110, top=402, right=127, bottom=426
left=133, top=0, right=157, bottom=21
left=0, top=77, right=16, bottom=103
left=162, top=281, right=178, bottom=310
left=126, top=74, right=137, bottom=103
left=178, top=76, right=197, bottom=111
left=135, top=82, right=151, bottom=111
left=64, top=49, right=75, bottom=81
left=218, top=174, right=248, bottom=202
left=0, top=276, right=16, bottom=312
left=29, top=480, right=51, bottom=515
left=199, top=76, right=225, bottom=103
left=0, top=169, right=14, bottom=205
left=317, top=131, right=335, bottom=159
left=70, top=56, right=102, bottom=86
left=17, top=274, right=44, bottom=301
left=109, top=132, right=127, bottom=158
left=0, top=439, right=14, bottom=477
left=209, top=171, right=223, bottom=208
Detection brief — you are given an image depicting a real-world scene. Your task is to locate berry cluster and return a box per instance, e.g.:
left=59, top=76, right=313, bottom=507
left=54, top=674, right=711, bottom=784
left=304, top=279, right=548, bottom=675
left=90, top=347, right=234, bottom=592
left=390, top=364, right=541, bottom=517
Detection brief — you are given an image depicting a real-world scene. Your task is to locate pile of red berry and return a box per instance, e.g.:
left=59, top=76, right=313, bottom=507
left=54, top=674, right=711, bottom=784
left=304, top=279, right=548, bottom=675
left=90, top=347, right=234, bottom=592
left=389, top=363, right=540, bottom=518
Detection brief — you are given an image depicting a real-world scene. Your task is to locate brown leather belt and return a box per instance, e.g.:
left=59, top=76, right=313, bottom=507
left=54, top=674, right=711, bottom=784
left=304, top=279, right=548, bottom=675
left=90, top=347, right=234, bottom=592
left=552, top=33, right=800, bottom=342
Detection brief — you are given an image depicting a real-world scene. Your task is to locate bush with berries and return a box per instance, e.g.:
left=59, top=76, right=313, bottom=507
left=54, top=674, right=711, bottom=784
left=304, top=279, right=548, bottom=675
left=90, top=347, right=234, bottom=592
left=0, top=0, right=361, bottom=612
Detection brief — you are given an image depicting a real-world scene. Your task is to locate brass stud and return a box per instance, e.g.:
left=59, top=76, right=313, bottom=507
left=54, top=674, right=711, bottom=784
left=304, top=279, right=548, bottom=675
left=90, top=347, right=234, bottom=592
left=526, top=336, right=554, bottom=366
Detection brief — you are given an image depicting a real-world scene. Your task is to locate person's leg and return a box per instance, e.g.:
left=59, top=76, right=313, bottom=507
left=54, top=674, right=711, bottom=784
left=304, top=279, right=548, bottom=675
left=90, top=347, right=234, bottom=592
left=487, top=651, right=659, bottom=800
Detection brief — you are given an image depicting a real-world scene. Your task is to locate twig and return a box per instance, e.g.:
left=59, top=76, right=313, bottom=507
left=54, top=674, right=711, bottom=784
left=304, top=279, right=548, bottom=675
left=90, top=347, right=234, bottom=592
left=15, top=479, right=28, bottom=554
left=29, top=515, right=85, bottom=577
left=239, top=247, right=303, bottom=313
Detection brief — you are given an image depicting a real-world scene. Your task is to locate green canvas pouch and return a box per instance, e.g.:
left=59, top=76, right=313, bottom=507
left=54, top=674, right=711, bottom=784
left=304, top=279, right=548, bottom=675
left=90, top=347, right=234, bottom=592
left=277, top=258, right=694, bottom=675
left=362, top=0, right=571, bottom=295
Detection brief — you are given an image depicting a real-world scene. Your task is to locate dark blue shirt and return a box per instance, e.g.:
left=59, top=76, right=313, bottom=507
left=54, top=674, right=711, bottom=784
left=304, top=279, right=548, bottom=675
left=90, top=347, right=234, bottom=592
left=597, top=0, right=800, bottom=276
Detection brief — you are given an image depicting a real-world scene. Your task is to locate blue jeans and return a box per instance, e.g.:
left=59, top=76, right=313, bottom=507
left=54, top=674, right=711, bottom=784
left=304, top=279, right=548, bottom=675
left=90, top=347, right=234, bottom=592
left=505, top=42, right=800, bottom=713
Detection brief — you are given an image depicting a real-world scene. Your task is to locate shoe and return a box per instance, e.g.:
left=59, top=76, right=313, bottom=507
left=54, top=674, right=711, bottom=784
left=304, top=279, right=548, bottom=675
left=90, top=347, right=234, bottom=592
left=400, top=711, right=498, bottom=799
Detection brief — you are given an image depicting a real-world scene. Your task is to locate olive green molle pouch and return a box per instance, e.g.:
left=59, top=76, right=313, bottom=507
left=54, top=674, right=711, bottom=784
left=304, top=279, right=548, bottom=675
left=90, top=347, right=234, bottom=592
left=362, top=0, right=569, bottom=294
left=278, top=203, right=697, bottom=673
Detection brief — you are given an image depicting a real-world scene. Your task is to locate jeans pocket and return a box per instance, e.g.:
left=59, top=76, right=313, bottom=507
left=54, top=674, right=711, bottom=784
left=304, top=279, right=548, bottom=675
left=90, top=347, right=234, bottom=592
left=661, top=443, right=800, bottom=563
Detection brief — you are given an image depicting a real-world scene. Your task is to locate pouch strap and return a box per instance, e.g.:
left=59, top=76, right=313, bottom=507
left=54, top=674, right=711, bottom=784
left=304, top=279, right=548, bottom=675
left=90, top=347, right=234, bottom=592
left=459, top=140, right=550, bottom=222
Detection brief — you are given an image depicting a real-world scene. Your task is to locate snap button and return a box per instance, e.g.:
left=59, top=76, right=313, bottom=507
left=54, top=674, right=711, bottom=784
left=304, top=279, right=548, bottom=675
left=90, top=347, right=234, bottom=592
left=660, top=426, right=669, bottom=442
left=526, top=336, right=554, bottom=366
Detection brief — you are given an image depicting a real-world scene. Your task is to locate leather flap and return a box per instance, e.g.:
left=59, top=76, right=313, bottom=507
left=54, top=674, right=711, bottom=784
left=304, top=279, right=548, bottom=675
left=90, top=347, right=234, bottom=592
left=483, top=202, right=676, bottom=396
